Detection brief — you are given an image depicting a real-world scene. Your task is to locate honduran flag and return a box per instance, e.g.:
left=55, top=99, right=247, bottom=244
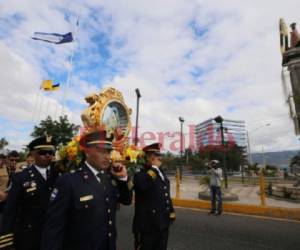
left=32, top=32, right=73, bottom=44
left=40, top=80, right=60, bottom=91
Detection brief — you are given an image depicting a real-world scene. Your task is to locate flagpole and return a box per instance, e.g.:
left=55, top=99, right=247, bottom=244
left=61, top=18, right=79, bottom=118
left=31, top=89, right=40, bottom=123
left=46, top=98, right=50, bottom=117
left=54, top=100, right=59, bottom=120
left=37, top=94, right=44, bottom=122
left=61, top=43, right=75, bottom=117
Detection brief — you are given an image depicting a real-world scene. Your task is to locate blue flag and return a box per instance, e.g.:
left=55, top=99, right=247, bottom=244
left=32, top=32, right=73, bottom=44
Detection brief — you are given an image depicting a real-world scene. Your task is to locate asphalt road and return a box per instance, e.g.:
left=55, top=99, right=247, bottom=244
left=116, top=205, right=300, bottom=250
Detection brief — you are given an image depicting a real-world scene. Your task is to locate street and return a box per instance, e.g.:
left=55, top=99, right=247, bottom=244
left=116, top=205, right=300, bottom=250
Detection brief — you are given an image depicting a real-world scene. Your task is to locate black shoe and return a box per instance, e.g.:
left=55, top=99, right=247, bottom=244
left=208, top=210, right=215, bottom=215
left=215, top=210, right=222, bottom=216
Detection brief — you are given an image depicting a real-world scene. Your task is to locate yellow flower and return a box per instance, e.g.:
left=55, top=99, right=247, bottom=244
left=125, top=146, right=142, bottom=163
left=110, top=150, right=122, bottom=162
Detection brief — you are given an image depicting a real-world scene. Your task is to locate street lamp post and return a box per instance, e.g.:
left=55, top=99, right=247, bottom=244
left=214, top=115, right=228, bottom=188
left=179, top=117, right=185, bottom=179
left=134, top=88, right=141, bottom=146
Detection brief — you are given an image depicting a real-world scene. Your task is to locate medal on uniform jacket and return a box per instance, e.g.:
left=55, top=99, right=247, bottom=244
left=50, top=188, right=58, bottom=202
left=23, top=181, right=31, bottom=188
left=26, top=187, right=36, bottom=192
left=80, top=195, right=94, bottom=202
left=111, top=179, right=117, bottom=186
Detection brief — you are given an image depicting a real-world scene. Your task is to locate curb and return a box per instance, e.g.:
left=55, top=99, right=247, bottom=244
left=198, top=191, right=239, bottom=202
left=172, top=198, right=300, bottom=221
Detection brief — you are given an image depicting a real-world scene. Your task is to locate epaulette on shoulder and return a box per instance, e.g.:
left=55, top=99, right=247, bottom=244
left=147, top=169, right=157, bottom=180
left=15, top=166, right=31, bottom=178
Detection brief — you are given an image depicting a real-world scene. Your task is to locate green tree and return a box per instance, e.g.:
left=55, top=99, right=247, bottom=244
left=162, top=151, right=180, bottom=171
left=265, top=165, right=278, bottom=177
left=31, top=116, right=80, bottom=145
left=188, top=152, right=206, bottom=172
left=0, top=137, right=8, bottom=150
left=226, top=144, right=248, bottom=171
left=290, top=153, right=300, bottom=174
left=199, top=144, right=247, bottom=171
left=248, top=163, right=259, bottom=174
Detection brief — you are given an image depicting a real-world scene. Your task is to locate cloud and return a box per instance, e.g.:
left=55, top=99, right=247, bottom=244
left=0, top=0, right=299, bottom=153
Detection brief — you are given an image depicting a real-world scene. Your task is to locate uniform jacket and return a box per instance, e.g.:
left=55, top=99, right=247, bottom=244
left=133, top=165, right=175, bottom=234
left=41, top=163, right=133, bottom=250
left=0, top=164, right=60, bottom=250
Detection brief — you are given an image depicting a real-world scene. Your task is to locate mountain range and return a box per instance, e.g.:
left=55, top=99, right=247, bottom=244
left=251, top=150, right=299, bottom=168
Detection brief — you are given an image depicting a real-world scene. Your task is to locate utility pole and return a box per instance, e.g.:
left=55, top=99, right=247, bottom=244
left=179, top=117, right=185, bottom=179
left=214, top=116, right=228, bottom=188
left=134, top=88, right=141, bottom=146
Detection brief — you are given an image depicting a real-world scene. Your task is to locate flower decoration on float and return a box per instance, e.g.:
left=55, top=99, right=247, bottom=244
left=57, top=135, right=84, bottom=169
left=58, top=87, right=144, bottom=169
left=80, top=87, right=143, bottom=164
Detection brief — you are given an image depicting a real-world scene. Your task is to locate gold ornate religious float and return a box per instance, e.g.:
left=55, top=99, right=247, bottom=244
left=59, top=87, right=142, bottom=167
left=81, top=87, right=133, bottom=161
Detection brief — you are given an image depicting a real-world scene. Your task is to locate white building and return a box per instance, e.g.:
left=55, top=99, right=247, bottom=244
left=195, top=118, right=247, bottom=150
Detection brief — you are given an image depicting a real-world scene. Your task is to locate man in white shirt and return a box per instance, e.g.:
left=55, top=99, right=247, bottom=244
left=208, top=160, right=223, bottom=215
left=41, top=129, right=132, bottom=250
left=133, top=143, right=175, bottom=250
left=0, top=135, right=60, bottom=250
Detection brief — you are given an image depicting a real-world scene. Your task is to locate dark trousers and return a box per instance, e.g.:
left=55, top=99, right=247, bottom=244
left=137, top=229, right=169, bottom=250
left=15, top=230, right=41, bottom=250
left=210, top=185, right=222, bottom=212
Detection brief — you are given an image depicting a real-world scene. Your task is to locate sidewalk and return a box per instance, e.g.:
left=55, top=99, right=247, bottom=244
left=170, top=176, right=300, bottom=209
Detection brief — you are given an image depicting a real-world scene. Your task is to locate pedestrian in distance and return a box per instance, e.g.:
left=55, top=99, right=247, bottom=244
left=208, top=159, right=223, bottom=216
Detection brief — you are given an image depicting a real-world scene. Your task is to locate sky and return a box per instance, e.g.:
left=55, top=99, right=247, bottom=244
left=0, top=0, right=299, bottom=153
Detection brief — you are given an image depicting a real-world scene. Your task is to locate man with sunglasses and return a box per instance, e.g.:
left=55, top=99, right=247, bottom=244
left=133, top=143, right=175, bottom=250
left=0, top=136, right=60, bottom=250
left=41, top=130, right=132, bottom=250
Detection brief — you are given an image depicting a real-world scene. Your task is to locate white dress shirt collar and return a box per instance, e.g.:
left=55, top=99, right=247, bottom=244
left=85, top=161, right=105, bottom=183
left=152, top=165, right=164, bottom=181
left=34, top=165, right=50, bottom=180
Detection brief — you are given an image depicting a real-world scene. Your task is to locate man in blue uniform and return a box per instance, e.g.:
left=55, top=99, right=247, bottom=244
left=41, top=130, right=132, bottom=250
left=133, top=143, right=175, bottom=250
left=0, top=135, right=60, bottom=250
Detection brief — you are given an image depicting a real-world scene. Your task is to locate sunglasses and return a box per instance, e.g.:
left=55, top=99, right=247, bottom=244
left=9, top=158, right=19, bottom=162
left=38, top=150, right=55, bottom=156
